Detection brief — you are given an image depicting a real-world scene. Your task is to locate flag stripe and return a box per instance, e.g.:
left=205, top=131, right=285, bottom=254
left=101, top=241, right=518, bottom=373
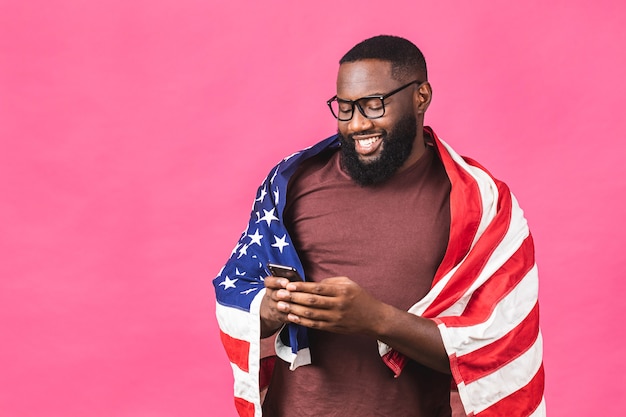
left=437, top=236, right=536, bottom=327
left=426, top=182, right=514, bottom=317
left=234, top=397, right=255, bottom=417
left=460, top=333, right=543, bottom=414
left=232, top=361, right=259, bottom=406
left=433, top=144, right=483, bottom=283
left=478, top=364, right=545, bottom=417
left=529, top=397, right=547, bottom=417
left=220, top=330, right=250, bottom=373
left=455, top=303, right=540, bottom=384
left=216, top=293, right=265, bottom=340
left=437, top=265, right=538, bottom=356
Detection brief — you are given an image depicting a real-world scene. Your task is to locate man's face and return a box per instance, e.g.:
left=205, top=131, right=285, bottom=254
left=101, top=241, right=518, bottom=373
left=336, top=60, right=419, bottom=186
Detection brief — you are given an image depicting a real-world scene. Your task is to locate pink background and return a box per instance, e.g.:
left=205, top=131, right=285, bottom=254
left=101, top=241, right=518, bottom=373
left=1, top=1, right=625, bottom=416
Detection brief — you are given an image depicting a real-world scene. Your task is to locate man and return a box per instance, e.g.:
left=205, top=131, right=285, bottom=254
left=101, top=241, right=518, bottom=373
left=214, top=35, right=545, bottom=417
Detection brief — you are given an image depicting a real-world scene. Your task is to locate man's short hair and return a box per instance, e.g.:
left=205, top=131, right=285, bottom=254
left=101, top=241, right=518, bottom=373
left=340, top=35, right=427, bottom=82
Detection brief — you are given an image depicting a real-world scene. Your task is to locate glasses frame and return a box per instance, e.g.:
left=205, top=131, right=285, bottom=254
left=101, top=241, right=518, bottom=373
left=326, top=80, right=423, bottom=121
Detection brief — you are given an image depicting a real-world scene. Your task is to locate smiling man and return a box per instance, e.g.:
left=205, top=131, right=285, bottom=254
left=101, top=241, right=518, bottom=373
left=214, top=35, right=545, bottom=417
left=333, top=54, right=430, bottom=186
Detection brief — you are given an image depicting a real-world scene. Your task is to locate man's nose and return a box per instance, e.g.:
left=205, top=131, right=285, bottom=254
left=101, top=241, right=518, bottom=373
left=347, top=107, right=374, bottom=132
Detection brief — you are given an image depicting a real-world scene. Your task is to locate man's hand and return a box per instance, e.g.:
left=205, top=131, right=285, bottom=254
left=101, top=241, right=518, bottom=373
left=275, top=276, right=388, bottom=336
left=259, top=276, right=295, bottom=338
left=275, top=275, right=451, bottom=374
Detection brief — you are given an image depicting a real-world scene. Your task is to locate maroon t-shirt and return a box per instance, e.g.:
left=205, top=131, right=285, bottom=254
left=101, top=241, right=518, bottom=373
left=263, top=144, right=452, bottom=417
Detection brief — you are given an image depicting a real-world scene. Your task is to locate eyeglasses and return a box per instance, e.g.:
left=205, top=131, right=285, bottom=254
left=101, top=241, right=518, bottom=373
left=326, top=80, right=422, bottom=121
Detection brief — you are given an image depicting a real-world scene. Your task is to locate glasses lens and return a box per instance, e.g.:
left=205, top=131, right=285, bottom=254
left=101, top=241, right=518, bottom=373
left=329, top=99, right=353, bottom=121
left=357, top=97, right=385, bottom=119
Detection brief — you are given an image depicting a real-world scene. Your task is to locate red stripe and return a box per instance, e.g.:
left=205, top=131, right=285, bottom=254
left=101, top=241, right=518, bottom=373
left=431, top=131, right=483, bottom=284
left=381, top=349, right=407, bottom=377
left=477, top=364, right=545, bottom=416
left=220, top=330, right=250, bottom=373
left=455, top=303, right=540, bottom=384
left=234, top=396, right=255, bottom=417
left=425, top=180, right=514, bottom=317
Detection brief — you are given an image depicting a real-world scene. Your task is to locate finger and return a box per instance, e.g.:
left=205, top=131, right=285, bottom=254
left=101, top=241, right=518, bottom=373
left=264, top=276, right=290, bottom=289
left=288, top=291, right=333, bottom=309
left=286, top=312, right=331, bottom=330
left=285, top=303, right=335, bottom=322
left=285, top=281, right=341, bottom=296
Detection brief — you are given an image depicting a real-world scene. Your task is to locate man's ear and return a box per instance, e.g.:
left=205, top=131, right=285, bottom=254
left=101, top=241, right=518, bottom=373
left=414, top=81, right=432, bottom=114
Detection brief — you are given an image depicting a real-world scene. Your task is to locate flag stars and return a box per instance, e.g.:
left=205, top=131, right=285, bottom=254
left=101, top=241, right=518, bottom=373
left=255, top=186, right=267, bottom=203
left=270, top=167, right=279, bottom=184
left=273, top=187, right=280, bottom=205
left=257, top=208, right=279, bottom=227
left=271, top=234, right=290, bottom=253
left=237, top=244, right=249, bottom=258
left=219, top=276, right=238, bottom=290
left=248, top=229, right=263, bottom=246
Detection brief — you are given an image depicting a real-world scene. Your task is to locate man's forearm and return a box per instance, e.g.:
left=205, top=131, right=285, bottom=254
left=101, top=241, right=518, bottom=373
left=375, top=304, right=451, bottom=374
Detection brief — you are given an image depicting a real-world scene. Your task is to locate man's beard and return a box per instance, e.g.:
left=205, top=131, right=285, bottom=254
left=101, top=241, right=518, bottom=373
left=339, top=113, right=417, bottom=186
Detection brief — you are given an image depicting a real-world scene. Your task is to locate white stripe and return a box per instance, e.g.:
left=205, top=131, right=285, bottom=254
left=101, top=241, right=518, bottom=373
left=216, top=290, right=266, bottom=340
left=439, top=265, right=538, bottom=356
left=459, top=332, right=543, bottom=414
left=232, top=362, right=257, bottom=401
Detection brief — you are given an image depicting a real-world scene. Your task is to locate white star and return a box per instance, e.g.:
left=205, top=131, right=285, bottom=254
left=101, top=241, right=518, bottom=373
left=241, top=288, right=258, bottom=295
left=235, top=268, right=246, bottom=276
left=273, top=187, right=280, bottom=205
left=230, top=243, right=241, bottom=256
left=237, top=244, right=249, bottom=258
left=270, top=167, right=279, bottom=184
left=219, top=276, right=238, bottom=290
left=257, top=208, right=279, bottom=227
left=271, top=234, right=290, bottom=253
left=255, top=186, right=267, bottom=203
left=248, top=229, right=263, bottom=246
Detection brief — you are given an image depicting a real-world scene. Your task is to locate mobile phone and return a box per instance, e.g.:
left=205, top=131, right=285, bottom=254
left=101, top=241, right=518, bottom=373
left=267, top=263, right=303, bottom=282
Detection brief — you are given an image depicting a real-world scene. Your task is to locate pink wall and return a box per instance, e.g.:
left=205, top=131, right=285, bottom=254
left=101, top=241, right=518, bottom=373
left=1, top=1, right=625, bottom=416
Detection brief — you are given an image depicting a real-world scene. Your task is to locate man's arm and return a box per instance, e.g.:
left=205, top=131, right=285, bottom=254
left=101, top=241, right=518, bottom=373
left=268, top=276, right=451, bottom=374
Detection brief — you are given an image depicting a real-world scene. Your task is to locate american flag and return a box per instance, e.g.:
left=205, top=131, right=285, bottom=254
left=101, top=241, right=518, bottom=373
left=213, top=127, right=545, bottom=417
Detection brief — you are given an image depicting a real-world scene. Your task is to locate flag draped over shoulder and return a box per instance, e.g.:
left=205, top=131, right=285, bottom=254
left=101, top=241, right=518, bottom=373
left=213, top=127, right=545, bottom=417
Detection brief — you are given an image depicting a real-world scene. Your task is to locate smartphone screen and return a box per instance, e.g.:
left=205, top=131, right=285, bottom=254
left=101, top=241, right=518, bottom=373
left=267, top=263, right=303, bottom=282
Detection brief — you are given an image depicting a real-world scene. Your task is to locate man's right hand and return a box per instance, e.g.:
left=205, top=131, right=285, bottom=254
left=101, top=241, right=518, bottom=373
left=260, top=276, right=292, bottom=338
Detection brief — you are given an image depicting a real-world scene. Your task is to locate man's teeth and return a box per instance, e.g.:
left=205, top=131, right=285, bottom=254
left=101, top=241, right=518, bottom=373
left=357, top=136, right=381, bottom=146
